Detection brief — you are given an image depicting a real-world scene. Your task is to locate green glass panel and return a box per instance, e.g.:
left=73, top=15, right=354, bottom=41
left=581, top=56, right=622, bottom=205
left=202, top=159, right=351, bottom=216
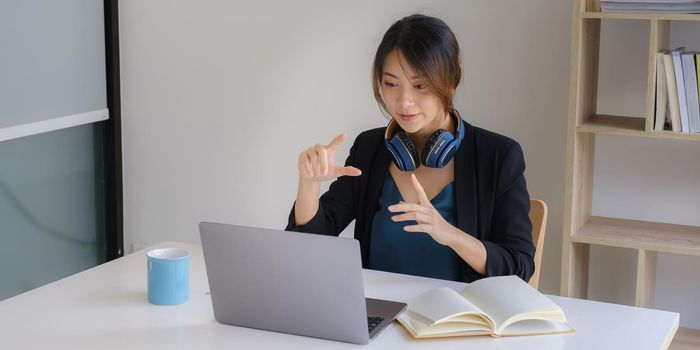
left=0, top=123, right=106, bottom=300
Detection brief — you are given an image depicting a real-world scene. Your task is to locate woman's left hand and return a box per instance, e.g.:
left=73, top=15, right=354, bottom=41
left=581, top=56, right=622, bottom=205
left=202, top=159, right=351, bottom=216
left=388, top=173, right=461, bottom=246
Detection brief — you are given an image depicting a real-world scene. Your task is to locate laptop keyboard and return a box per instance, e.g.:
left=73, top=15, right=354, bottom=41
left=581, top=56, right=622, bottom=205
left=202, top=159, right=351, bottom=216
left=367, top=315, right=385, bottom=332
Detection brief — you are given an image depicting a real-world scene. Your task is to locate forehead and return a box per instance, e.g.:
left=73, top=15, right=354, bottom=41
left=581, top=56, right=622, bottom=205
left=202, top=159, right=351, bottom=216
left=382, top=49, right=420, bottom=80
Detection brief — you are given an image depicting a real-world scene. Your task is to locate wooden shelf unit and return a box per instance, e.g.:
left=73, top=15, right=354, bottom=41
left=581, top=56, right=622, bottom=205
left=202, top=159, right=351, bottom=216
left=563, top=0, right=700, bottom=346
left=572, top=216, right=700, bottom=256
left=578, top=115, right=700, bottom=140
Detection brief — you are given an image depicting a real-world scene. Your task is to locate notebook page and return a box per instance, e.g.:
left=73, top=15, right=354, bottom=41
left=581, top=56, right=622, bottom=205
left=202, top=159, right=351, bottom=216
left=409, top=287, right=485, bottom=324
left=499, top=319, right=574, bottom=336
left=459, top=276, right=565, bottom=332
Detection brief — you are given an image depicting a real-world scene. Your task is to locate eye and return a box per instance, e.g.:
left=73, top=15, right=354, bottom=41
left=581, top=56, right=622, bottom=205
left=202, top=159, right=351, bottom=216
left=383, top=81, right=397, bottom=88
left=414, top=84, right=426, bottom=90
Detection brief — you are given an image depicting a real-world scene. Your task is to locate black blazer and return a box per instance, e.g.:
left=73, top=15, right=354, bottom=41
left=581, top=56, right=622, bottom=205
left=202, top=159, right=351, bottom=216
left=286, top=120, right=535, bottom=282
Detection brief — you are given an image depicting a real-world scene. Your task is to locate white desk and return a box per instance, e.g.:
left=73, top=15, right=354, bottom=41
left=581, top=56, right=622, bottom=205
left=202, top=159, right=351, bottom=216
left=0, top=241, right=678, bottom=350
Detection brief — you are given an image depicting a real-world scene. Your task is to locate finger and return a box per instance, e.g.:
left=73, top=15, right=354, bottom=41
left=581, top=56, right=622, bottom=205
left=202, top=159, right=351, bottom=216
left=316, top=145, right=329, bottom=176
left=326, top=133, right=347, bottom=152
left=388, top=202, right=430, bottom=214
left=335, top=166, right=362, bottom=177
left=391, top=212, right=417, bottom=222
left=403, top=224, right=429, bottom=233
left=410, top=173, right=432, bottom=207
left=392, top=212, right=432, bottom=224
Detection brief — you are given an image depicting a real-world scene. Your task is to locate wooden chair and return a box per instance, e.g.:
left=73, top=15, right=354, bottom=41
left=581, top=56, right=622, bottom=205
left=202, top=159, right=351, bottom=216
left=528, top=199, right=548, bottom=289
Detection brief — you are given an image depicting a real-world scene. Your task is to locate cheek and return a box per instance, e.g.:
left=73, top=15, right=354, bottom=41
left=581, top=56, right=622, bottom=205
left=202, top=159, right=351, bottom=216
left=381, top=90, right=398, bottom=107
left=425, top=97, right=443, bottom=113
left=381, top=88, right=396, bottom=99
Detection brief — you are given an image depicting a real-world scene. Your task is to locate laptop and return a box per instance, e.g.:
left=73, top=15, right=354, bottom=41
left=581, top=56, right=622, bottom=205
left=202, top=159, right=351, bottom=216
left=199, top=222, right=407, bottom=345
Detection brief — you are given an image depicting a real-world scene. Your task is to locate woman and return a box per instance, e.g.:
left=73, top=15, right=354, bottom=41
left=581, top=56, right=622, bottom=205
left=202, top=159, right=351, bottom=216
left=286, top=14, right=534, bottom=283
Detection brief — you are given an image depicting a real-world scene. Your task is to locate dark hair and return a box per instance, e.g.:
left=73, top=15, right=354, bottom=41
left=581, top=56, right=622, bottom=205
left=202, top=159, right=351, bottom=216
left=372, top=14, right=461, bottom=117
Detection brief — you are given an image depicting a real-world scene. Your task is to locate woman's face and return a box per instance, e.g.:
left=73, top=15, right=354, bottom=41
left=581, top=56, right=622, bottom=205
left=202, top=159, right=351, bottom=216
left=381, top=49, right=447, bottom=136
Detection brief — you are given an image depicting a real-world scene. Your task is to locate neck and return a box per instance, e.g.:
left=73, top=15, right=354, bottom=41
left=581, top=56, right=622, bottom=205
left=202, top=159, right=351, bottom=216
left=409, top=111, right=453, bottom=150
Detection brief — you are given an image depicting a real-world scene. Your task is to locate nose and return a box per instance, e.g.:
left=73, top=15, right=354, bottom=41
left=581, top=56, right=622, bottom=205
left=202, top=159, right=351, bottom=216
left=396, top=86, right=415, bottom=109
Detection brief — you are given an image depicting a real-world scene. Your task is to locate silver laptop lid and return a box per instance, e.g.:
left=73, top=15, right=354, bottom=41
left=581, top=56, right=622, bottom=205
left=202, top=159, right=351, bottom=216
left=199, top=222, right=370, bottom=344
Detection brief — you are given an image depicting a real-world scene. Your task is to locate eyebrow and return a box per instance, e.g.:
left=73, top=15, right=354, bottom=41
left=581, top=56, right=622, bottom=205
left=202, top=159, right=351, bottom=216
left=383, top=72, right=421, bottom=80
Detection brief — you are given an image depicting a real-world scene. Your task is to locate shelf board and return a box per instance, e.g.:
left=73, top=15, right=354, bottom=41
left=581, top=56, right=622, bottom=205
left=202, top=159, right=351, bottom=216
left=578, top=114, right=645, bottom=134
left=671, top=327, right=700, bottom=350
left=583, top=11, right=700, bottom=21
left=571, top=216, right=700, bottom=256
left=577, top=115, right=700, bottom=141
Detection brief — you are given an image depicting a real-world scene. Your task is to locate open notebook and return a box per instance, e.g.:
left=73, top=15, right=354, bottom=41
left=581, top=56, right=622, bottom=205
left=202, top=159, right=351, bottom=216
left=397, top=275, right=575, bottom=338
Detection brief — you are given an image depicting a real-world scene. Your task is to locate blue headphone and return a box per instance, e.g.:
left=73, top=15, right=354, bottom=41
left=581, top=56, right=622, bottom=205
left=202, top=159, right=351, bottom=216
left=384, top=108, right=465, bottom=172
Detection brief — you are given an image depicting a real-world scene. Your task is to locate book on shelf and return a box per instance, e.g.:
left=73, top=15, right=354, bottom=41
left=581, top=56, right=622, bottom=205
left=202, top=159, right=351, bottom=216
left=682, top=52, right=700, bottom=132
left=663, top=52, right=683, bottom=131
left=672, top=48, right=691, bottom=132
left=657, top=48, right=700, bottom=133
left=697, top=54, right=700, bottom=110
left=655, top=52, right=670, bottom=131
left=396, top=275, right=575, bottom=338
left=599, top=0, right=700, bottom=13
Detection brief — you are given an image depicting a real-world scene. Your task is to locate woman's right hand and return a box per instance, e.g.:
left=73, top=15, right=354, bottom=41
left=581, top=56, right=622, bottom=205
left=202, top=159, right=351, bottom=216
left=298, top=133, right=362, bottom=183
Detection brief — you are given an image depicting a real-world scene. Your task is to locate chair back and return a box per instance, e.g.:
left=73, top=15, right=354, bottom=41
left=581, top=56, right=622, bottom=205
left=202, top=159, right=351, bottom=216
left=528, top=199, right=548, bottom=289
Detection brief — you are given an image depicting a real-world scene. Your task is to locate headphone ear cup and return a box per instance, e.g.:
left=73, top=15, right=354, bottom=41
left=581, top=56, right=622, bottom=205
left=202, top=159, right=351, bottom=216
left=387, top=131, right=419, bottom=171
left=395, top=131, right=419, bottom=171
left=386, top=138, right=407, bottom=171
left=421, top=129, right=454, bottom=168
left=421, top=130, right=444, bottom=167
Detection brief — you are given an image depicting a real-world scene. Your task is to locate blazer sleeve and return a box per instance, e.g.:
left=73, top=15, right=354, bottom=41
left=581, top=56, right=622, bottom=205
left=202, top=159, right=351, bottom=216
left=481, top=142, right=536, bottom=281
left=284, top=138, right=359, bottom=236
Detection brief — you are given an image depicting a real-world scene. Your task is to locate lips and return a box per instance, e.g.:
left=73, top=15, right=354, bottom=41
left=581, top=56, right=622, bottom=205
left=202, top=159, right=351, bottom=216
left=398, top=113, right=419, bottom=122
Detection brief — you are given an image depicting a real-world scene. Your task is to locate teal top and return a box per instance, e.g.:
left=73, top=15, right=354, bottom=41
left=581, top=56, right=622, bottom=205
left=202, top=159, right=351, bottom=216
left=369, top=173, right=463, bottom=281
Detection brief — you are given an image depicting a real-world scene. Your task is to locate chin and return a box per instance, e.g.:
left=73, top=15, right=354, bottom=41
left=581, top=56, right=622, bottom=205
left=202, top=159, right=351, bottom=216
left=399, top=125, right=421, bottom=134
left=394, top=118, right=423, bottom=134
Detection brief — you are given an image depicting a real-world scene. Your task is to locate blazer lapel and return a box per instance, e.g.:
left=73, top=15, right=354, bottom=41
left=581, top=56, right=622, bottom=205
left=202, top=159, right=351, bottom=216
left=455, top=120, right=479, bottom=237
left=358, top=137, right=391, bottom=266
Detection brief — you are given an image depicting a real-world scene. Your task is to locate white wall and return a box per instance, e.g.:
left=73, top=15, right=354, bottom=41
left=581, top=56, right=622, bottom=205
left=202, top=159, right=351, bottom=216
left=118, top=0, right=700, bottom=328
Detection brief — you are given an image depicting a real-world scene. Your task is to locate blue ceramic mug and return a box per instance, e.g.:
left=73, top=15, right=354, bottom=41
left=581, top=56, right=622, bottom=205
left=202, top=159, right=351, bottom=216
left=147, top=248, right=190, bottom=305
